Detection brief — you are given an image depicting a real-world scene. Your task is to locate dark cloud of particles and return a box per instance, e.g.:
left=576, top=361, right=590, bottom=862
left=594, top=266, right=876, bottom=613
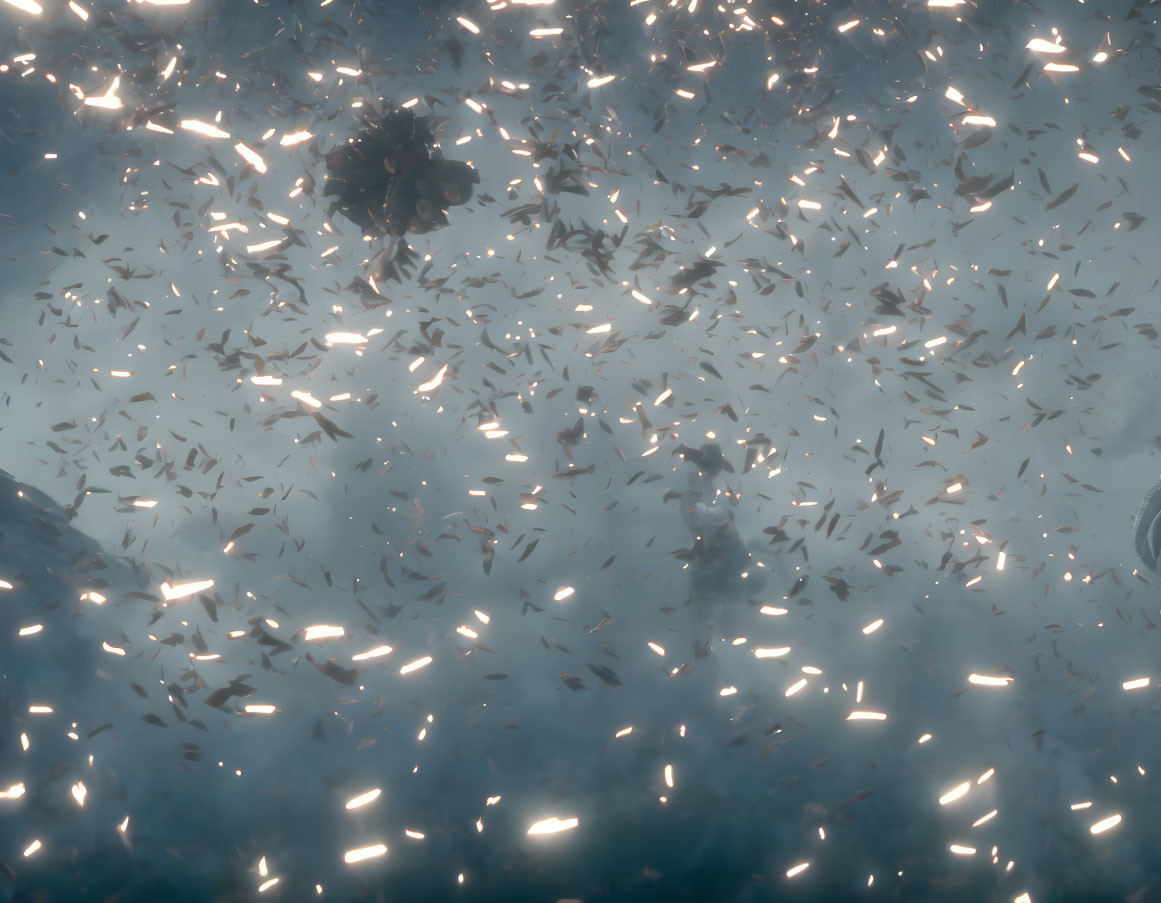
left=324, top=102, right=480, bottom=240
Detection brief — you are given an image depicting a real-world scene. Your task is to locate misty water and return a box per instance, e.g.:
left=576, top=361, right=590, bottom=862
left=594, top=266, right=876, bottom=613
left=1, top=0, right=1160, bottom=901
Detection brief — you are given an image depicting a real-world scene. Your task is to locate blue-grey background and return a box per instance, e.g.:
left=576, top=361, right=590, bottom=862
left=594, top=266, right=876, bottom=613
left=1, top=0, right=1160, bottom=900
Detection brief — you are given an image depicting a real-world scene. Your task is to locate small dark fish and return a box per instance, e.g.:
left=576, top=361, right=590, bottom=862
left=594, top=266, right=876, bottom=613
left=204, top=676, right=256, bottom=709
left=310, top=655, right=359, bottom=685
left=670, top=257, right=725, bottom=290
left=1045, top=183, right=1078, bottom=210
left=560, top=674, right=586, bottom=691
left=586, top=663, right=621, bottom=688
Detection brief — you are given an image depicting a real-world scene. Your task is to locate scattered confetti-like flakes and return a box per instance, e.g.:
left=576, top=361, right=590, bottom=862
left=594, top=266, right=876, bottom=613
left=1, top=0, right=1160, bottom=898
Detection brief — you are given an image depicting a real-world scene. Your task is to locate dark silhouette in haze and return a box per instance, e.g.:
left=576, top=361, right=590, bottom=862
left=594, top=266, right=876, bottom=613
left=323, top=103, right=479, bottom=240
